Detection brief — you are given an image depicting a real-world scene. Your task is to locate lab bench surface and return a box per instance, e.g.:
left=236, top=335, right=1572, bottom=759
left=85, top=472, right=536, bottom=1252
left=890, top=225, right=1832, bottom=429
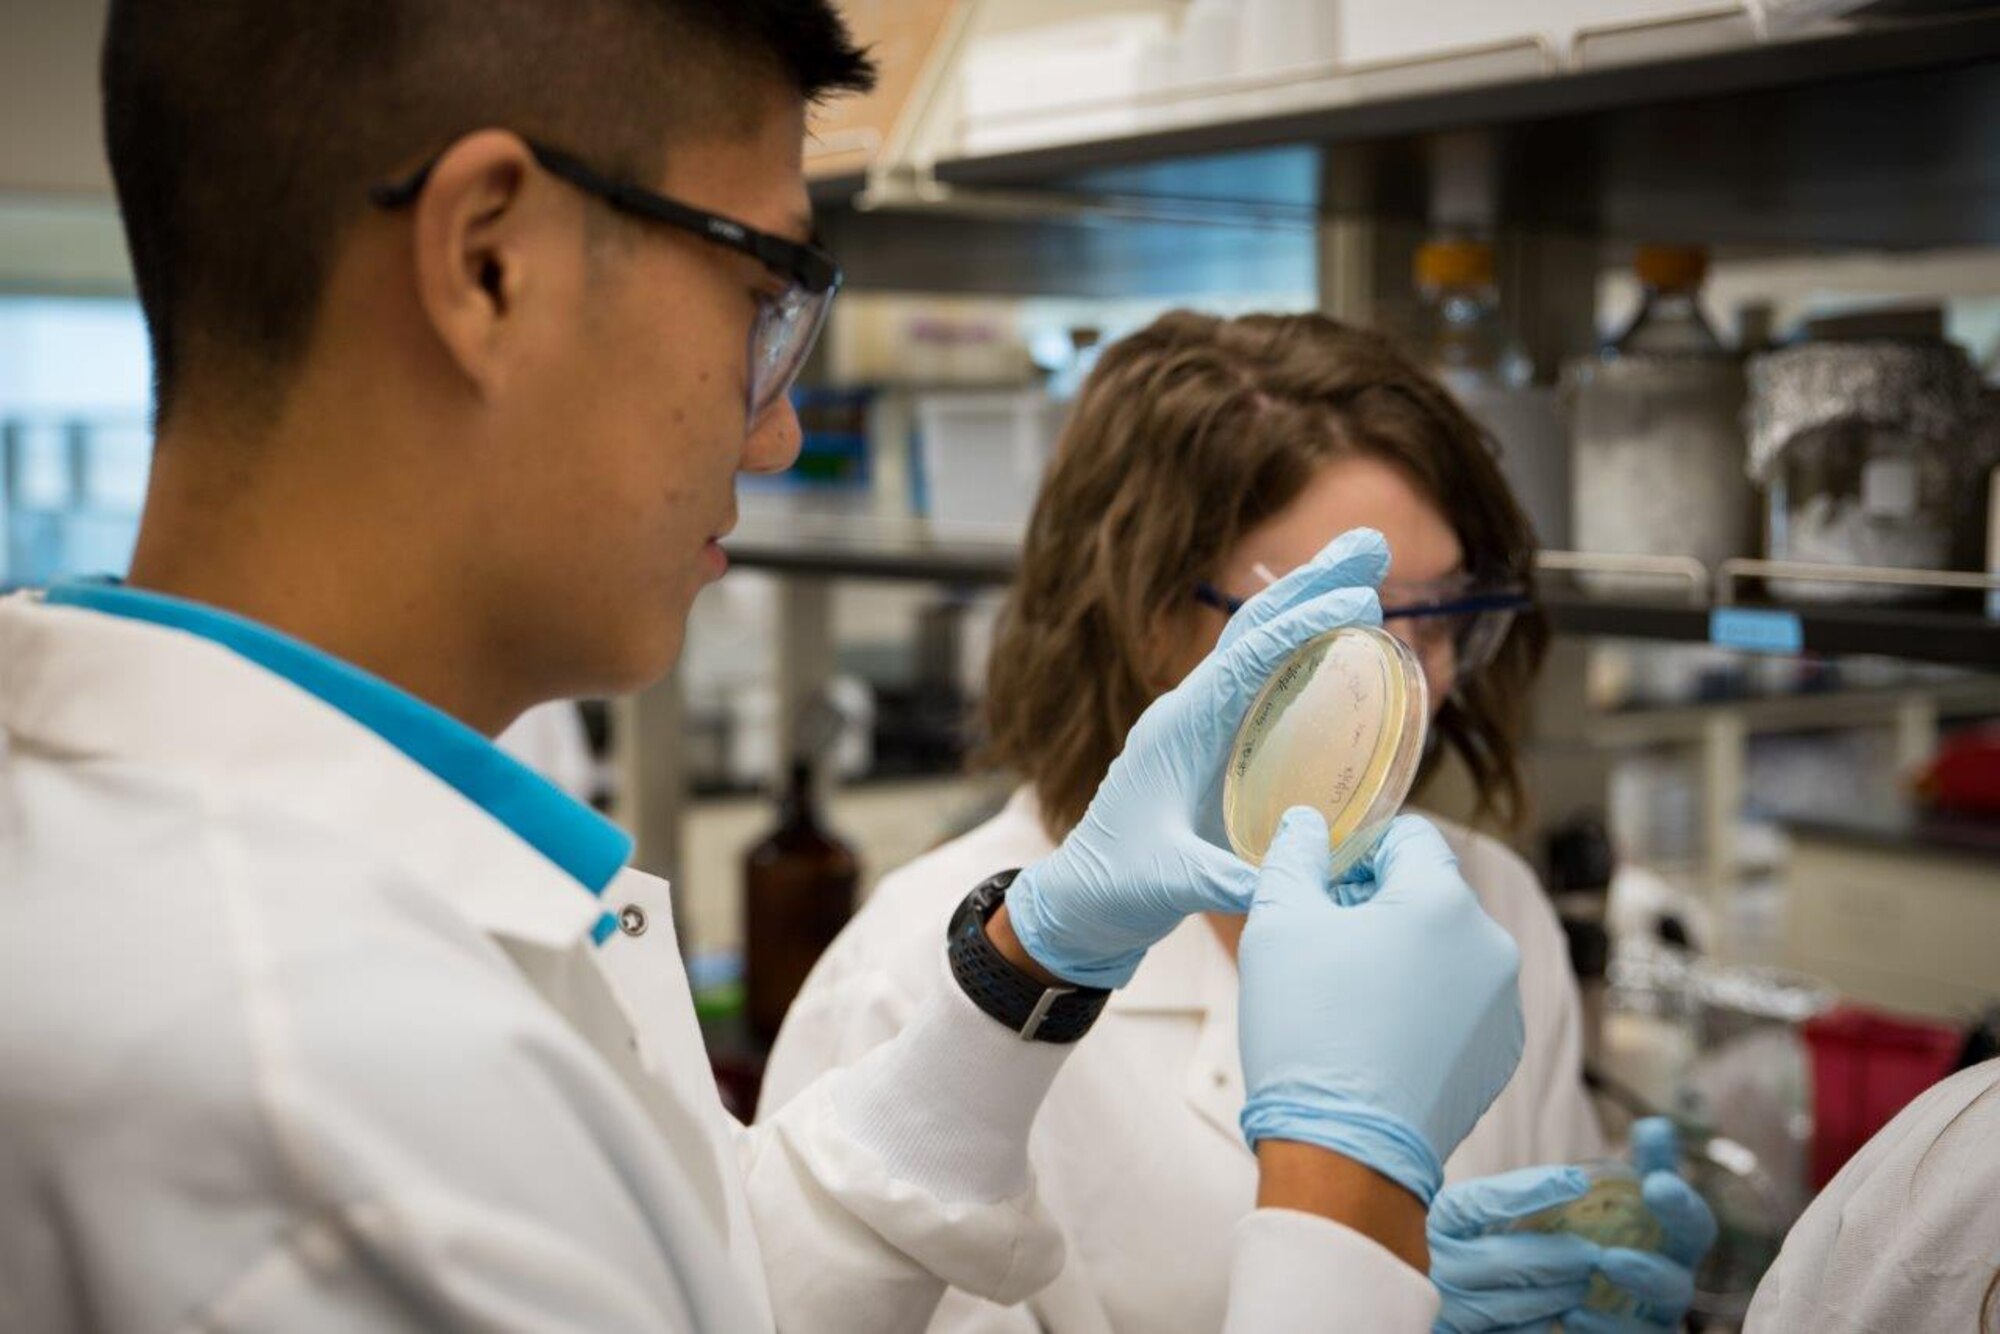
left=1778, top=810, right=2000, bottom=865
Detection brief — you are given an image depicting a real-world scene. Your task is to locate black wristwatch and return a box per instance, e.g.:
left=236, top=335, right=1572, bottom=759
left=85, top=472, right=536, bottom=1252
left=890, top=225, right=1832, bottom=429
left=947, top=870, right=1111, bottom=1044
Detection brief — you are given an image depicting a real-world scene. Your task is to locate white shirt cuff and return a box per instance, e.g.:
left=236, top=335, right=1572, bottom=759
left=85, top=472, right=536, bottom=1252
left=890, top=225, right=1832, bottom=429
left=763, top=949, right=1074, bottom=1303
left=1223, top=1208, right=1440, bottom=1333
left=829, top=950, right=1071, bottom=1204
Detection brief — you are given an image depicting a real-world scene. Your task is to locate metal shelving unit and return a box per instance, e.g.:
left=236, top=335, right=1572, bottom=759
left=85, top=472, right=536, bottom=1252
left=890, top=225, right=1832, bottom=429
left=1542, top=595, right=2000, bottom=669
left=803, top=12, right=2000, bottom=297
left=722, top=523, right=2000, bottom=669
left=723, top=521, right=1016, bottom=587
left=625, top=15, right=2000, bottom=893
left=1583, top=675, right=2000, bottom=748
left=924, top=12, right=2000, bottom=251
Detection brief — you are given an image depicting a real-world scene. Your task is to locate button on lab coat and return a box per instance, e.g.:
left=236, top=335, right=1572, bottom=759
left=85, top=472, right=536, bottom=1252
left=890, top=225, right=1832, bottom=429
left=763, top=789, right=1604, bottom=1333
left=0, top=596, right=1439, bottom=1332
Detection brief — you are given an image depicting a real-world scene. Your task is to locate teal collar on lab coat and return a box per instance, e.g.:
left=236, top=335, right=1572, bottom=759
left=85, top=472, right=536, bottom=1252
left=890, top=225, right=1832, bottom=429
left=45, top=579, right=633, bottom=918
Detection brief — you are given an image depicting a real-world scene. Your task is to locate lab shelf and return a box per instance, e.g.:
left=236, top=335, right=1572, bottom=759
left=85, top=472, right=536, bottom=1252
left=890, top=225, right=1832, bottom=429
left=807, top=170, right=868, bottom=210
left=723, top=520, right=1018, bottom=586
left=915, top=11, right=2000, bottom=250
left=1544, top=594, right=2000, bottom=669
left=721, top=527, right=2000, bottom=669
left=1584, top=676, right=2000, bottom=748
left=1777, top=809, right=2000, bottom=863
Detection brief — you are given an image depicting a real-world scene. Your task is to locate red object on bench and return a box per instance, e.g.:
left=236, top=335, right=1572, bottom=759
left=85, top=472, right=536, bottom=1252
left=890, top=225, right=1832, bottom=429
left=1803, top=1006, right=1962, bottom=1189
left=1914, top=722, right=2000, bottom=816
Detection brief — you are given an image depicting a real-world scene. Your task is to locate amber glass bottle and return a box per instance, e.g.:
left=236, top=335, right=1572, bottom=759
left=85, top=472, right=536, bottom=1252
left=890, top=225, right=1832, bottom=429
left=743, top=760, right=859, bottom=1046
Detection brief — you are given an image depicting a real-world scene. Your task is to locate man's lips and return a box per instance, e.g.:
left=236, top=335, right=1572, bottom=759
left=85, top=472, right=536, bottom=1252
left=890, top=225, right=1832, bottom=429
left=702, top=516, right=735, bottom=575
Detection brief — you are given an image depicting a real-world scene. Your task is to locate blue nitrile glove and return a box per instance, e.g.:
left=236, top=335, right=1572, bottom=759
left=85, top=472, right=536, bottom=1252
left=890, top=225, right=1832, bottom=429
left=1431, top=1166, right=1600, bottom=1333
left=1426, top=1119, right=1718, bottom=1334
left=1236, top=808, right=1525, bottom=1206
left=1566, top=1118, right=1720, bottom=1334
left=1005, top=528, right=1390, bottom=989
left=1556, top=1152, right=1714, bottom=1334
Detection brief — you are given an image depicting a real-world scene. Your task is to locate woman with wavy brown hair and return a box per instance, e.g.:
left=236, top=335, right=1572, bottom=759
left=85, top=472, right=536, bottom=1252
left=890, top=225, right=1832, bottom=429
left=984, top=310, right=1546, bottom=839
left=761, top=310, right=1605, bottom=1331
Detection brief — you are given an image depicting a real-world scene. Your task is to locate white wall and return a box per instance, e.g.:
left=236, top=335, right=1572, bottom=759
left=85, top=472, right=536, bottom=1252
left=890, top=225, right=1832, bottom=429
left=0, top=0, right=126, bottom=294
left=973, top=0, right=1181, bottom=37
left=0, top=0, right=113, bottom=197
left=0, top=197, right=130, bottom=296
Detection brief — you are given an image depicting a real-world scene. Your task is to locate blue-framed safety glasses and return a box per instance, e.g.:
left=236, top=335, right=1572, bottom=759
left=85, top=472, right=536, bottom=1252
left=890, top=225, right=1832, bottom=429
left=1193, top=571, right=1531, bottom=693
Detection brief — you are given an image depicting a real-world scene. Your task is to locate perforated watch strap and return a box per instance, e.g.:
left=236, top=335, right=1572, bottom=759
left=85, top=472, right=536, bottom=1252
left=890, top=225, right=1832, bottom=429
left=947, top=870, right=1111, bottom=1044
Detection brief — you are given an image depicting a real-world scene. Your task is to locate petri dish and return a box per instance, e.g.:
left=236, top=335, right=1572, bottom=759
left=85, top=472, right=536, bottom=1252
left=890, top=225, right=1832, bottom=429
left=1221, top=624, right=1429, bottom=874
left=1684, top=1133, right=1788, bottom=1323
left=1512, top=1160, right=1668, bottom=1315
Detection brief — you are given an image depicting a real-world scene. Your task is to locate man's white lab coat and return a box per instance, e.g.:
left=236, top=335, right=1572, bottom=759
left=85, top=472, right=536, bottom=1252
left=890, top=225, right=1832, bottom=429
left=763, top=788, right=1603, bottom=1332
left=0, top=595, right=1439, bottom=1331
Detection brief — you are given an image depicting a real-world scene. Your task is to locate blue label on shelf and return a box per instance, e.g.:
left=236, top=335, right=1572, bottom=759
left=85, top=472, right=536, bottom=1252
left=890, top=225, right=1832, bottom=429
left=1710, top=608, right=1805, bottom=655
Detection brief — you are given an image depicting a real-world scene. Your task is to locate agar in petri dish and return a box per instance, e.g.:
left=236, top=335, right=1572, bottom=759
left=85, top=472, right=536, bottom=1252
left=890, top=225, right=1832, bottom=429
left=1221, top=624, right=1429, bottom=874
left=1513, top=1161, right=1669, bottom=1314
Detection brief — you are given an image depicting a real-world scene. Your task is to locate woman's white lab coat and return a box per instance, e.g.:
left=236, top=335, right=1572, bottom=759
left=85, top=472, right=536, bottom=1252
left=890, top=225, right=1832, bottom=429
left=1745, top=1057, right=2000, bottom=1333
left=0, top=596, right=1440, bottom=1332
left=761, top=788, right=1605, bottom=1333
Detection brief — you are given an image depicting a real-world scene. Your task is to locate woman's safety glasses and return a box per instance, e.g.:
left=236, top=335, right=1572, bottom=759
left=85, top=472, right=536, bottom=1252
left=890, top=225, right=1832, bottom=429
left=1194, top=570, right=1531, bottom=695
left=370, top=139, right=842, bottom=423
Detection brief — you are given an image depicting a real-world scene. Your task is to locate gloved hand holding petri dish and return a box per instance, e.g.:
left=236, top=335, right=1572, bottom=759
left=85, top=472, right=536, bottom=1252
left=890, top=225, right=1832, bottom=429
left=1221, top=623, right=1430, bottom=877
left=1509, top=1161, right=1668, bottom=1316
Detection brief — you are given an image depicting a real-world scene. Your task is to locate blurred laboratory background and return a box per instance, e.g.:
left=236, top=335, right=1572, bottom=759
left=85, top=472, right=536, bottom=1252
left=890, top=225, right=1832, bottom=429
left=6, top=1, right=2000, bottom=1324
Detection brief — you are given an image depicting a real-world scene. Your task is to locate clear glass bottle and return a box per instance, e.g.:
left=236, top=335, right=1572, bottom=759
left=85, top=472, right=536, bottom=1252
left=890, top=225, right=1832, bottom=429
left=1611, top=246, right=1727, bottom=357
left=1416, top=239, right=1573, bottom=547
left=1415, top=240, right=1533, bottom=397
left=1567, top=245, right=1753, bottom=595
left=743, top=759, right=859, bottom=1046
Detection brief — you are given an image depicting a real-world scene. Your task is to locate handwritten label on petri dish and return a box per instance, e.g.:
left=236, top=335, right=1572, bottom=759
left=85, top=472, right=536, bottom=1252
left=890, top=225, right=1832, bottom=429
left=1225, top=629, right=1398, bottom=862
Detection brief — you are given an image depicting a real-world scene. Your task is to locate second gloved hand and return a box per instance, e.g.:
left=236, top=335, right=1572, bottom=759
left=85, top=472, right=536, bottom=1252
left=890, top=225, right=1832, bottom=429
left=1428, top=1119, right=1719, bottom=1334
left=1429, top=1167, right=1694, bottom=1334
left=1431, top=1166, right=1600, bottom=1333
left=1005, top=528, right=1389, bottom=988
left=1236, top=809, right=1524, bottom=1206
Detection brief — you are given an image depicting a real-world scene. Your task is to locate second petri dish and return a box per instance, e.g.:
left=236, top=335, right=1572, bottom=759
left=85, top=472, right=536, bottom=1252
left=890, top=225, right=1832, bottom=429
left=1511, top=1160, right=1669, bottom=1315
left=1221, top=624, right=1429, bottom=874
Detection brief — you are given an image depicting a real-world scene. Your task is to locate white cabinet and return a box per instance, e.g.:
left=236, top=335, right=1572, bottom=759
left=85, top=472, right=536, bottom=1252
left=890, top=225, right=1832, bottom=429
left=1784, top=832, right=2000, bottom=1021
left=1340, top=0, right=1759, bottom=67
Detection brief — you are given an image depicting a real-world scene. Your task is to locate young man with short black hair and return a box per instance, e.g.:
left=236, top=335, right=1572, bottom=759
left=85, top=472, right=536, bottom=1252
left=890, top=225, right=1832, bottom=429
left=0, top=3, right=1528, bottom=1328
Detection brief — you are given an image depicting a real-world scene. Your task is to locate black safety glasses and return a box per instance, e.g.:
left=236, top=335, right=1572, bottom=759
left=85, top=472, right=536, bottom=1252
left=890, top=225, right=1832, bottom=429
left=370, top=138, right=842, bottom=422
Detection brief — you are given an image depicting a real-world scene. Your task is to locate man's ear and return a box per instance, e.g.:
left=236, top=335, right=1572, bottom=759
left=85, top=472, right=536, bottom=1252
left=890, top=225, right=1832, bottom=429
left=406, top=129, right=555, bottom=398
